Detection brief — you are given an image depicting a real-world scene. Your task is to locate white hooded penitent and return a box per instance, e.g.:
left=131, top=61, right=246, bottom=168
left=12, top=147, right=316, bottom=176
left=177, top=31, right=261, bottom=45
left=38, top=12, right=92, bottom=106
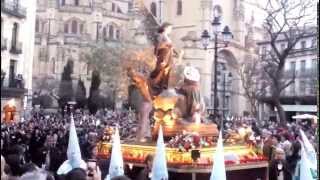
left=57, top=114, right=87, bottom=175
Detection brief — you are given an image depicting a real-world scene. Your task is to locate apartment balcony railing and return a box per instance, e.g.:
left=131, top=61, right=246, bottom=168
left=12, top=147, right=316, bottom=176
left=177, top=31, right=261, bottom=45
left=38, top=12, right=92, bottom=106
left=1, top=0, right=27, bottom=18
left=1, top=75, right=27, bottom=97
left=10, top=42, right=22, bottom=54
left=283, top=69, right=318, bottom=79
left=1, top=38, right=7, bottom=50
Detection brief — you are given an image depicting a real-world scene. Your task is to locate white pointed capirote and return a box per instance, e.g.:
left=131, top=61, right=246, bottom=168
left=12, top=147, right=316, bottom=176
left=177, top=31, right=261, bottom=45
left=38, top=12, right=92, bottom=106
left=57, top=114, right=87, bottom=175
left=151, top=125, right=168, bottom=180
left=297, top=142, right=317, bottom=180
left=105, top=126, right=124, bottom=180
left=210, top=131, right=226, bottom=180
left=299, top=129, right=317, bottom=170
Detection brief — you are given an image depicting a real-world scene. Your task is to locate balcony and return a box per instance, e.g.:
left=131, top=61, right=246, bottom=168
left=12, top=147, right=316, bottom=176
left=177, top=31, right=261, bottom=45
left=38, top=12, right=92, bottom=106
left=297, top=69, right=318, bottom=78
left=1, top=75, right=27, bottom=98
left=58, top=5, right=93, bottom=14
left=1, top=38, right=7, bottom=50
left=10, top=42, right=22, bottom=54
left=1, top=0, right=27, bottom=18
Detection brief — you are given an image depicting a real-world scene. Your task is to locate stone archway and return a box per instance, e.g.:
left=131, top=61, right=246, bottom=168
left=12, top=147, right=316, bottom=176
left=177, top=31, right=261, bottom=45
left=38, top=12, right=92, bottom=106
left=211, top=49, right=241, bottom=118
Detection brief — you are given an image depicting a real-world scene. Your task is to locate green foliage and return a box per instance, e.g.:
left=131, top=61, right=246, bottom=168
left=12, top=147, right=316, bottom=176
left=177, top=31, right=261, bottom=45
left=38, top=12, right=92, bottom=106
left=75, top=79, right=87, bottom=109
left=58, top=60, right=74, bottom=108
left=88, top=70, right=101, bottom=114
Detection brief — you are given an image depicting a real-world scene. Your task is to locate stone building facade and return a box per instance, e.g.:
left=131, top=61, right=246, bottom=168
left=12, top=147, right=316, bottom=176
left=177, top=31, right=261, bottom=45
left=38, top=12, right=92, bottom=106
left=1, top=0, right=37, bottom=122
left=32, top=0, right=132, bottom=99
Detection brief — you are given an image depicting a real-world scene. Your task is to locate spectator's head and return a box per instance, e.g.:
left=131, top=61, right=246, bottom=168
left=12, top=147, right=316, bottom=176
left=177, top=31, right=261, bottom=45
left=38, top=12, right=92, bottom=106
left=18, top=170, right=54, bottom=180
left=65, top=168, right=87, bottom=180
left=144, top=154, right=154, bottom=169
left=290, top=141, right=301, bottom=157
left=111, top=175, right=131, bottom=180
left=274, top=148, right=285, bottom=160
left=271, top=135, right=280, bottom=146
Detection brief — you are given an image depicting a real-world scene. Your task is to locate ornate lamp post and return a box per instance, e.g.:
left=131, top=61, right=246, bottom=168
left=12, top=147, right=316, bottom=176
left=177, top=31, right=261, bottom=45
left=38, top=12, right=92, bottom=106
left=201, top=17, right=233, bottom=128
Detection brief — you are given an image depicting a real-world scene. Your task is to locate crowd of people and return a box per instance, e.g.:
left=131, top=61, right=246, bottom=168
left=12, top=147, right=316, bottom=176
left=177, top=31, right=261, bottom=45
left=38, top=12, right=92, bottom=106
left=222, top=116, right=317, bottom=180
left=0, top=107, right=318, bottom=180
left=1, top=108, right=138, bottom=180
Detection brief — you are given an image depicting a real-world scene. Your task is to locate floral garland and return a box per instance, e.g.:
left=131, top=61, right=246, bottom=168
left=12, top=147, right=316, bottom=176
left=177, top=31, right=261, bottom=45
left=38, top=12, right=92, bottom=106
left=167, top=131, right=216, bottom=152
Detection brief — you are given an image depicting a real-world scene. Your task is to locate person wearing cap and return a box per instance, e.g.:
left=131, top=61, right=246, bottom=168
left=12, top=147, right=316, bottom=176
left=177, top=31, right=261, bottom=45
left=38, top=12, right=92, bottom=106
left=175, top=66, right=204, bottom=122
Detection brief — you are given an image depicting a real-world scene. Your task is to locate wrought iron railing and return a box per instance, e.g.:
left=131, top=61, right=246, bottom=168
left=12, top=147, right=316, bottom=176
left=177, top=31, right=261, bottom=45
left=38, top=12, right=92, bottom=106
left=1, top=0, right=27, bottom=18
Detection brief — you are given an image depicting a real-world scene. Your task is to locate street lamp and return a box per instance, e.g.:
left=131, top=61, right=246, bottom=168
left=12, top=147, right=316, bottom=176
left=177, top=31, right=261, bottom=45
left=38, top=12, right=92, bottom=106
left=201, top=17, right=233, bottom=127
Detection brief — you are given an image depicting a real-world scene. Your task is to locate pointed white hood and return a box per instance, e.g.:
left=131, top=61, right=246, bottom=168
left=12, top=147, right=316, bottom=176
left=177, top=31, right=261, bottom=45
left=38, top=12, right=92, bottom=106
left=105, top=127, right=124, bottom=180
left=151, top=126, right=168, bottom=180
left=57, top=115, right=87, bottom=175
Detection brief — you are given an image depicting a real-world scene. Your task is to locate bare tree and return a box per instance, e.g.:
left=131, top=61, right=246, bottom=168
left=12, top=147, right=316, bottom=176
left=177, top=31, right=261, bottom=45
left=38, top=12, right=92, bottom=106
left=253, top=0, right=316, bottom=125
left=239, top=55, right=267, bottom=119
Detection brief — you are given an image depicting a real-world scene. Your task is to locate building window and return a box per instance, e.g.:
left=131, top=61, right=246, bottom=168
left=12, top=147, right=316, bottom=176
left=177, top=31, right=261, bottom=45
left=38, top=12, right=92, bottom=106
left=300, top=40, right=306, bottom=49
left=80, top=24, right=84, bottom=34
left=289, top=82, right=295, bottom=94
left=61, top=0, right=65, bottom=6
left=112, top=3, right=116, bottom=12
left=52, top=58, right=56, bottom=73
left=1, top=18, right=3, bottom=38
left=299, top=80, right=305, bottom=94
left=103, top=27, right=107, bottom=39
left=41, top=22, right=45, bottom=33
left=117, top=6, right=123, bottom=13
left=151, top=2, right=157, bottom=17
left=71, top=20, right=78, bottom=34
left=109, top=25, right=114, bottom=39
left=11, top=23, right=18, bottom=48
left=311, top=38, right=316, bottom=48
left=116, top=29, right=120, bottom=40
left=177, top=0, right=182, bottom=15
left=35, top=19, right=40, bottom=33
left=64, top=23, right=69, bottom=33
left=9, top=60, right=17, bottom=87
left=75, top=0, right=79, bottom=6
left=290, top=61, right=296, bottom=71
left=300, top=60, right=306, bottom=72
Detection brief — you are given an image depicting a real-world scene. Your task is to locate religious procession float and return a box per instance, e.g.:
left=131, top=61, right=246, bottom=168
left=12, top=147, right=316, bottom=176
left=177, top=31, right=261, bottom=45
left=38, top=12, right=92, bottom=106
left=97, top=23, right=269, bottom=180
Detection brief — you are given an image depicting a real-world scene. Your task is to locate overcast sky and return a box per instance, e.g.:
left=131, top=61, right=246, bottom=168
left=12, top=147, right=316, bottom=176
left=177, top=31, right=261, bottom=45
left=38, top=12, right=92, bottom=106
left=242, top=0, right=318, bottom=27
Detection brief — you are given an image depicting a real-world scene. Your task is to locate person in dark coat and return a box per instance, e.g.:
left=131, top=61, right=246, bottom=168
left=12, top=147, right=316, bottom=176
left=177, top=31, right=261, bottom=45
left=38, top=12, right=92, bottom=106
left=269, top=148, right=292, bottom=180
left=135, top=154, right=153, bottom=180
